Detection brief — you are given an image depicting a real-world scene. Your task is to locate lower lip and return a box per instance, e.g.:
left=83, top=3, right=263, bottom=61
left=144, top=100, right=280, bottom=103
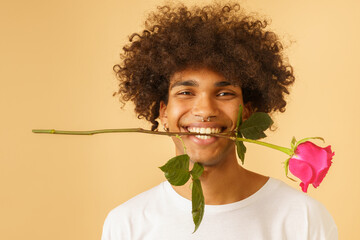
left=188, top=134, right=218, bottom=145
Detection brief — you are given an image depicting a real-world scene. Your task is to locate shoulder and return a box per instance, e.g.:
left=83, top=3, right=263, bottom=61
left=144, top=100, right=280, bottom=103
left=105, top=181, right=167, bottom=219
left=266, top=178, right=338, bottom=239
left=268, top=178, right=332, bottom=215
left=112, top=182, right=165, bottom=212
left=101, top=182, right=168, bottom=240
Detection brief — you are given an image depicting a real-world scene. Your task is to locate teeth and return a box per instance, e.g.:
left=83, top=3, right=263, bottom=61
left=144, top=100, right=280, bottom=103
left=195, top=135, right=211, bottom=140
left=187, top=127, right=222, bottom=139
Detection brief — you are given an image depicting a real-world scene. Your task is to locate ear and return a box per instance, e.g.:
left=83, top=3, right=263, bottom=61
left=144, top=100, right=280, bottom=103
left=159, top=101, right=168, bottom=125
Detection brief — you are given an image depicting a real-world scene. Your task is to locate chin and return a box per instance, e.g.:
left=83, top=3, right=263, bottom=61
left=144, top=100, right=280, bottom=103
left=188, top=154, right=223, bottom=167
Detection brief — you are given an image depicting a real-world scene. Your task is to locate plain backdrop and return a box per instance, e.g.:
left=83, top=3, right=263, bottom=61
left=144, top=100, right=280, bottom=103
left=1, top=0, right=359, bottom=239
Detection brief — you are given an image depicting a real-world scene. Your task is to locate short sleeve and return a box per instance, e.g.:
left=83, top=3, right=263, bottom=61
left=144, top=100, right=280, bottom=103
left=101, top=208, right=130, bottom=240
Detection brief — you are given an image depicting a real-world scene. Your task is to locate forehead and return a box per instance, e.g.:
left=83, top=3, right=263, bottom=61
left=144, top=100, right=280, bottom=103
left=169, top=68, right=236, bottom=89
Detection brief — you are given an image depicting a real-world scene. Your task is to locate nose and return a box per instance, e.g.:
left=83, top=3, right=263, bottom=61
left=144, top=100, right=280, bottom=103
left=191, top=94, right=219, bottom=119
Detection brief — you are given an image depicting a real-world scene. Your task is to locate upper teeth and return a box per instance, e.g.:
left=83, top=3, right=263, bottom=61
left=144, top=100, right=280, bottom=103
left=187, top=127, right=221, bottom=134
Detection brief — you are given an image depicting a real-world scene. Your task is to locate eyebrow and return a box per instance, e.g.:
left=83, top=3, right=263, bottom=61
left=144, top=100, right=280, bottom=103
left=170, top=80, right=198, bottom=90
left=215, top=81, right=231, bottom=87
left=170, top=80, right=232, bottom=89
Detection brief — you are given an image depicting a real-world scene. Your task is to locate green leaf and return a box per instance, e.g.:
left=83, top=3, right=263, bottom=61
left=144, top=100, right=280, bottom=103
left=192, top=179, right=204, bottom=233
left=159, top=154, right=191, bottom=186
left=236, top=133, right=246, bottom=164
left=235, top=104, right=243, bottom=136
left=239, top=112, right=273, bottom=140
left=190, top=162, right=204, bottom=180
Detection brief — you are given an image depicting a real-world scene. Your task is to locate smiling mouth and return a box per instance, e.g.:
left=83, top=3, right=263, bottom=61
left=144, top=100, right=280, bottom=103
left=186, top=127, right=224, bottom=140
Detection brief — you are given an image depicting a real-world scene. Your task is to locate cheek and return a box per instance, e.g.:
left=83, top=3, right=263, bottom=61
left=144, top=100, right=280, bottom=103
left=223, top=103, right=244, bottom=128
left=226, top=105, right=242, bottom=118
left=166, top=101, right=188, bottom=125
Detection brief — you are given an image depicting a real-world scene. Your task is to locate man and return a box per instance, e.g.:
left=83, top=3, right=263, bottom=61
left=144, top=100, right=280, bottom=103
left=102, top=3, right=337, bottom=239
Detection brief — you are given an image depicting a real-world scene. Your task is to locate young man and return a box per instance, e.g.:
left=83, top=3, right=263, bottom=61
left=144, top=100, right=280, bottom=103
left=102, top=3, right=337, bottom=239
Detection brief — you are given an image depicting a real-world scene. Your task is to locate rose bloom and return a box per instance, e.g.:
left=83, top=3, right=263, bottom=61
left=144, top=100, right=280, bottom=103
left=288, top=141, right=334, bottom=192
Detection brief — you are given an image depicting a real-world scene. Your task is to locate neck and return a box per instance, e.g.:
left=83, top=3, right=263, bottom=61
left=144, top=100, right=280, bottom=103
left=172, top=153, right=268, bottom=205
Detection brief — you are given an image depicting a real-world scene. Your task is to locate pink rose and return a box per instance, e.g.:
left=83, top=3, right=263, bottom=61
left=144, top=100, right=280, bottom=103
left=288, top=141, right=334, bottom=192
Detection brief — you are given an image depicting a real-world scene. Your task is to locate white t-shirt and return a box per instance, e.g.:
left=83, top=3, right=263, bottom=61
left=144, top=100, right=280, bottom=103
left=102, top=178, right=337, bottom=240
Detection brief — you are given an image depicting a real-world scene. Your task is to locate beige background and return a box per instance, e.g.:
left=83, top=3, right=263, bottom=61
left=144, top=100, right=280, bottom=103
left=1, top=0, right=359, bottom=239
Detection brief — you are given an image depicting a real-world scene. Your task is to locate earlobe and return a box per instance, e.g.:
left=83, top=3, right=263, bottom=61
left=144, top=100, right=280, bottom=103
left=159, top=101, right=168, bottom=124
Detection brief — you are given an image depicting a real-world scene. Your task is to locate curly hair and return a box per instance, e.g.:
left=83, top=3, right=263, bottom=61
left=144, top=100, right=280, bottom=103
left=113, top=2, right=295, bottom=131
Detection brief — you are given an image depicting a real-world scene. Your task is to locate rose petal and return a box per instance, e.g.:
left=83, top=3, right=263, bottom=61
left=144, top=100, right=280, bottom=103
left=296, top=142, right=328, bottom=171
left=300, top=182, right=309, bottom=193
left=288, top=158, right=314, bottom=193
left=312, top=163, right=331, bottom=188
left=289, top=141, right=334, bottom=192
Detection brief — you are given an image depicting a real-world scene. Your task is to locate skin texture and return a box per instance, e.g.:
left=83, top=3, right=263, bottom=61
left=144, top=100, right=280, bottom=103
left=160, top=67, right=245, bottom=166
left=160, top=67, right=268, bottom=204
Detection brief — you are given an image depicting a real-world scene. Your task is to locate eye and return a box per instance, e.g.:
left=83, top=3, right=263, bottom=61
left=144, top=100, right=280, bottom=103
left=177, top=91, right=193, bottom=96
left=217, top=92, right=235, bottom=97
